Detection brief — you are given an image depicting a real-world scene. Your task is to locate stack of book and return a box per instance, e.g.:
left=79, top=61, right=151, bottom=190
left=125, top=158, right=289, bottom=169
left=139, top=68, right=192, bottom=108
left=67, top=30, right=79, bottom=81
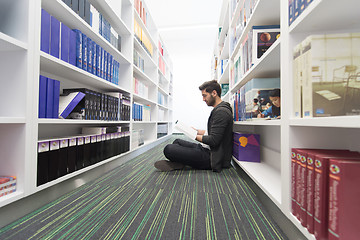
left=134, top=19, right=153, bottom=57
left=293, top=33, right=360, bottom=118
left=39, top=75, right=60, bottom=119
left=0, top=176, right=16, bottom=198
left=132, top=102, right=151, bottom=121
left=291, top=148, right=360, bottom=240
left=133, top=77, right=149, bottom=99
left=37, top=126, right=130, bottom=186
left=133, top=49, right=145, bottom=72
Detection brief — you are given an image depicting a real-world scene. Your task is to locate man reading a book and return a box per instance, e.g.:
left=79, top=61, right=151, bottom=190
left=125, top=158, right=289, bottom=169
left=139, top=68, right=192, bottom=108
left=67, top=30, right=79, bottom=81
left=154, top=80, right=233, bottom=172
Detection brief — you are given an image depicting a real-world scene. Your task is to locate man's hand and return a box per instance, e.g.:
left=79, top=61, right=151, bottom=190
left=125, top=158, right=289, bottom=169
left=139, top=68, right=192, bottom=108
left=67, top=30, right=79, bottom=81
left=192, top=127, right=205, bottom=135
left=196, top=135, right=203, bottom=142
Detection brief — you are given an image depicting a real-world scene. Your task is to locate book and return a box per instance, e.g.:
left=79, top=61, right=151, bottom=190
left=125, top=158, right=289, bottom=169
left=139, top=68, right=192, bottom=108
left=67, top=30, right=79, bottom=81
left=301, top=33, right=360, bottom=117
left=74, top=29, right=82, bottom=68
left=174, top=120, right=197, bottom=140
left=48, top=140, right=60, bottom=181
left=232, top=132, right=260, bottom=162
left=251, top=25, right=280, bottom=64
left=82, top=33, right=88, bottom=70
left=60, top=23, right=70, bottom=62
left=71, top=0, right=79, bottom=14
left=69, top=29, right=76, bottom=66
left=292, top=43, right=303, bottom=118
left=39, top=75, right=47, bottom=118
left=45, top=78, right=54, bottom=118
left=53, top=79, right=60, bottom=119
left=58, top=91, right=86, bottom=119
left=328, top=159, right=360, bottom=240
left=50, top=16, right=60, bottom=58
left=40, top=9, right=51, bottom=53
left=76, top=136, right=84, bottom=169
left=313, top=151, right=360, bottom=240
left=0, top=176, right=16, bottom=197
left=58, top=138, right=69, bottom=177
left=288, top=0, right=294, bottom=26
left=67, top=137, right=77, bottom=173
left=37, top=141, right=49, bottom=186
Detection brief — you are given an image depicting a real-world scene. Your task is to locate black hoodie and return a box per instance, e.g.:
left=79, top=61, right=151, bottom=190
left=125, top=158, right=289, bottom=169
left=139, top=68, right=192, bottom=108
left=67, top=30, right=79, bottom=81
left=202, top=101, right=233, bottom=172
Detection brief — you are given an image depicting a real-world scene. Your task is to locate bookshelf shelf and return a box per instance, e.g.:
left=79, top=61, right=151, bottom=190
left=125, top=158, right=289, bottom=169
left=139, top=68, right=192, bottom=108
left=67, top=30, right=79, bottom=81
left=213, top=0, right=360, bottom=238
left=289, top=0, right=360, bottom=34
left=231, top=38, right=281, bottom=92
left=0, top=32, right=27, bottom=51
left=0, top=0, right=173, bottom=215
left=40, top=52, right=130, bottom=92
left=233, top=157, right=282, bottom=206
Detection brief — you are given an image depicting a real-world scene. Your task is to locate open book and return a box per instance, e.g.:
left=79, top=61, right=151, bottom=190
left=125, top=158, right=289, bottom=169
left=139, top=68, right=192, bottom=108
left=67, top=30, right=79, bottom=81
left=175, top=120, right=197, bottom=140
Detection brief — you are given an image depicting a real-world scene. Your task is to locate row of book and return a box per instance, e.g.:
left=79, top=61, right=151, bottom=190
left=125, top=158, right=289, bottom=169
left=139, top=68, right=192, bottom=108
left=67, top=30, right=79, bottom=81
left=62, top=88, right=131, bottom=121
left=230, top=0, right=259, bottom=54
left=0, top=176, right=16, bottom=198
left=134, top=19, right=153, bottom=57
left=230, top=25, right=280, bottom=87
left=134, top=49, right=145, bottom=72
left=288, top=0, right=314, bottom=26
left=37, top=126, right=130, bottom=186
left=132, top=103, right=151, bottom=121
left=293, top=33, right=360, bottom=118
left=41, top=9, right=121, bottom=85
left=133, top=77, right=149, bottom=99
left=291, top=148, right=360, bottom=240
left=218, top=58, right=229, bottom=79
left=62, top=0, right=122, bottom=51
left=231, top=78, right=280, bottom=121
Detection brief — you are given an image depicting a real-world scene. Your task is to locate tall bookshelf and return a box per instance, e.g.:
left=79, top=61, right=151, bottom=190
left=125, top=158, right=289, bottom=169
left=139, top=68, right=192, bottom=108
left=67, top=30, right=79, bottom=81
left=0, top=0, right=173, bottom=209
left=213, top=0, right=360, bottom=239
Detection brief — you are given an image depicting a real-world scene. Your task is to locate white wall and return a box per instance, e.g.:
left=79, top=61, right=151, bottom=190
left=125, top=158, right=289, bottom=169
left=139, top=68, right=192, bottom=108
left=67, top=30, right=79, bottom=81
left=160, top=26, right=217, bottom=131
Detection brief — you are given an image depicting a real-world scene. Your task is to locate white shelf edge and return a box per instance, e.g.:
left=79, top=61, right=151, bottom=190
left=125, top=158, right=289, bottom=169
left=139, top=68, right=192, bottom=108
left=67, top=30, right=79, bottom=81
left=0, top=117, right=26, bottom=124
left=133, top=93, right=157, bottom=105
left=289, top=116, right=360, bottom=128
left=231, top=38, right=281, bottom=91
left=234, top=119, right=281, bottom=126
left=0, top=32, right=28, bottom=51
left=133, top=65, right=157, bottom=86
left=233, top=156, right=282, bottom=206
left=38, top=119, right=130, bottom=125
left=0, top=191, right=25, bottom=208
left=131, top=121, right=157, bottom=124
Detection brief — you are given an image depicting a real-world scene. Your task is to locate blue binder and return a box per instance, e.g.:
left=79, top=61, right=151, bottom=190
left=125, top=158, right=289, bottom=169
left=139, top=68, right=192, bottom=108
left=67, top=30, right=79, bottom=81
left=82, top=33, right=88, bottom=70
left=60, top=23, right=70, bottom=62
left=50, top=16, right=60, bottom=58
left=74, top=29, right=82, bottom=68
left=41, top=9, right=51, bottom=53
left=69, top=30, right=76, bottom=66
left=39, top=75, right=47, bottom=118
left=46, top=78, right=54, bottom=118
left=87, top=38, right=92, bottom=73
left=53, top=80, right=60, bottom=119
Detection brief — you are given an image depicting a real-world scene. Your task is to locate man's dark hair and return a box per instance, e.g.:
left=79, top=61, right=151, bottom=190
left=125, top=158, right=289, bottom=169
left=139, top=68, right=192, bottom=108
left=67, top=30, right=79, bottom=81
left=199, top=80, right=221, bottom=97
left=269, top=88, right=280, bottom=97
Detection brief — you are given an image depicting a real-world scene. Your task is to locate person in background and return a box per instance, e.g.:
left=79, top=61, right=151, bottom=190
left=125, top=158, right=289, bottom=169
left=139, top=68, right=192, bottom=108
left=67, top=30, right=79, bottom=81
left=154, top=80, right=233, bottom=172
left=257, top=88, right=281, bottom=119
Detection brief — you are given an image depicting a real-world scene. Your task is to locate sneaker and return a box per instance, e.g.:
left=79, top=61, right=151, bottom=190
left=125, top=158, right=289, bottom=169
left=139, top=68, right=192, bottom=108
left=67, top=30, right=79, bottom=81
left=154, top=160, right=185, bottom=171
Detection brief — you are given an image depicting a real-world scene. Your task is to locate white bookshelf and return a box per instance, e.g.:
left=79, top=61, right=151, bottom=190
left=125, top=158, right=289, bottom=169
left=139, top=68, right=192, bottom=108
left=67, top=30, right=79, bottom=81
left=0, top=0, right=173, bottom=209
left=214, top=0, right=360, bottom=239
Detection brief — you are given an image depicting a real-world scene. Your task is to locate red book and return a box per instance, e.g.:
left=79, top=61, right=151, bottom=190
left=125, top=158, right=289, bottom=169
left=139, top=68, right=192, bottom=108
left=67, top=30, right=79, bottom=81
left=290, top=149, right=299, bottom=218
left=328, top=159, right=360, bottom=240
left=314, top=151, right=360, bottom=240
left=305, top=149, right=347, bottom=234
left=296, top=149, right=308, bottom=226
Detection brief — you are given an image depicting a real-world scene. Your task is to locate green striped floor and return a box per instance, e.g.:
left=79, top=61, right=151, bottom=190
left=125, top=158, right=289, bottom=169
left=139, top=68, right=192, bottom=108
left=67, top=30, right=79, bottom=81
left=0, top=135, right=288, bottom=240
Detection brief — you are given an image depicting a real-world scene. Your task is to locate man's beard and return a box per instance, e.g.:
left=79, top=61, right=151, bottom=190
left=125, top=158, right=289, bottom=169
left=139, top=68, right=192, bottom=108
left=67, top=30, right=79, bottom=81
left=206, top=95, right=216, bottom=106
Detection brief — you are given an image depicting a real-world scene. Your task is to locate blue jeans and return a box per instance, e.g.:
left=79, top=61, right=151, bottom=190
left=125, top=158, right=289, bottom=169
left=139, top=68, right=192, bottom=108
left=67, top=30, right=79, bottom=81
left=163, top=138, right=211, bottom=170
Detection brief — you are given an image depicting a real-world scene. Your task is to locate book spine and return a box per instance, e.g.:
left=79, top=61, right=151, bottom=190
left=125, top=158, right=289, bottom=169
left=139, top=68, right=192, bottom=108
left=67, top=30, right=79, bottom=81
left=50, top=16, right=60, bottom=58
left=306, top=152, right=316, bottom=233
left=39, top=75, right=47, bottom=118
left=37, top=141, right=49, bottom=186
left=67, top=138, right=77, bottom=173
left=46, top=78, right=54, bottom=118
left=40, top=9, right=51, bottom=54
left=60, top=23, right=70, bottom=62
left=87, top=38, right=92, bottom=73
left=69, top=29, right=76, bottom=66
left=58, top=139, right=69, bottom=177
left=53, top=79, right=60, bottom=119
left=82, top=33, right=88, bottom=70
left=74, top=29, right=82, bottom=68
left=291, top=149, right=298, bottom=218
